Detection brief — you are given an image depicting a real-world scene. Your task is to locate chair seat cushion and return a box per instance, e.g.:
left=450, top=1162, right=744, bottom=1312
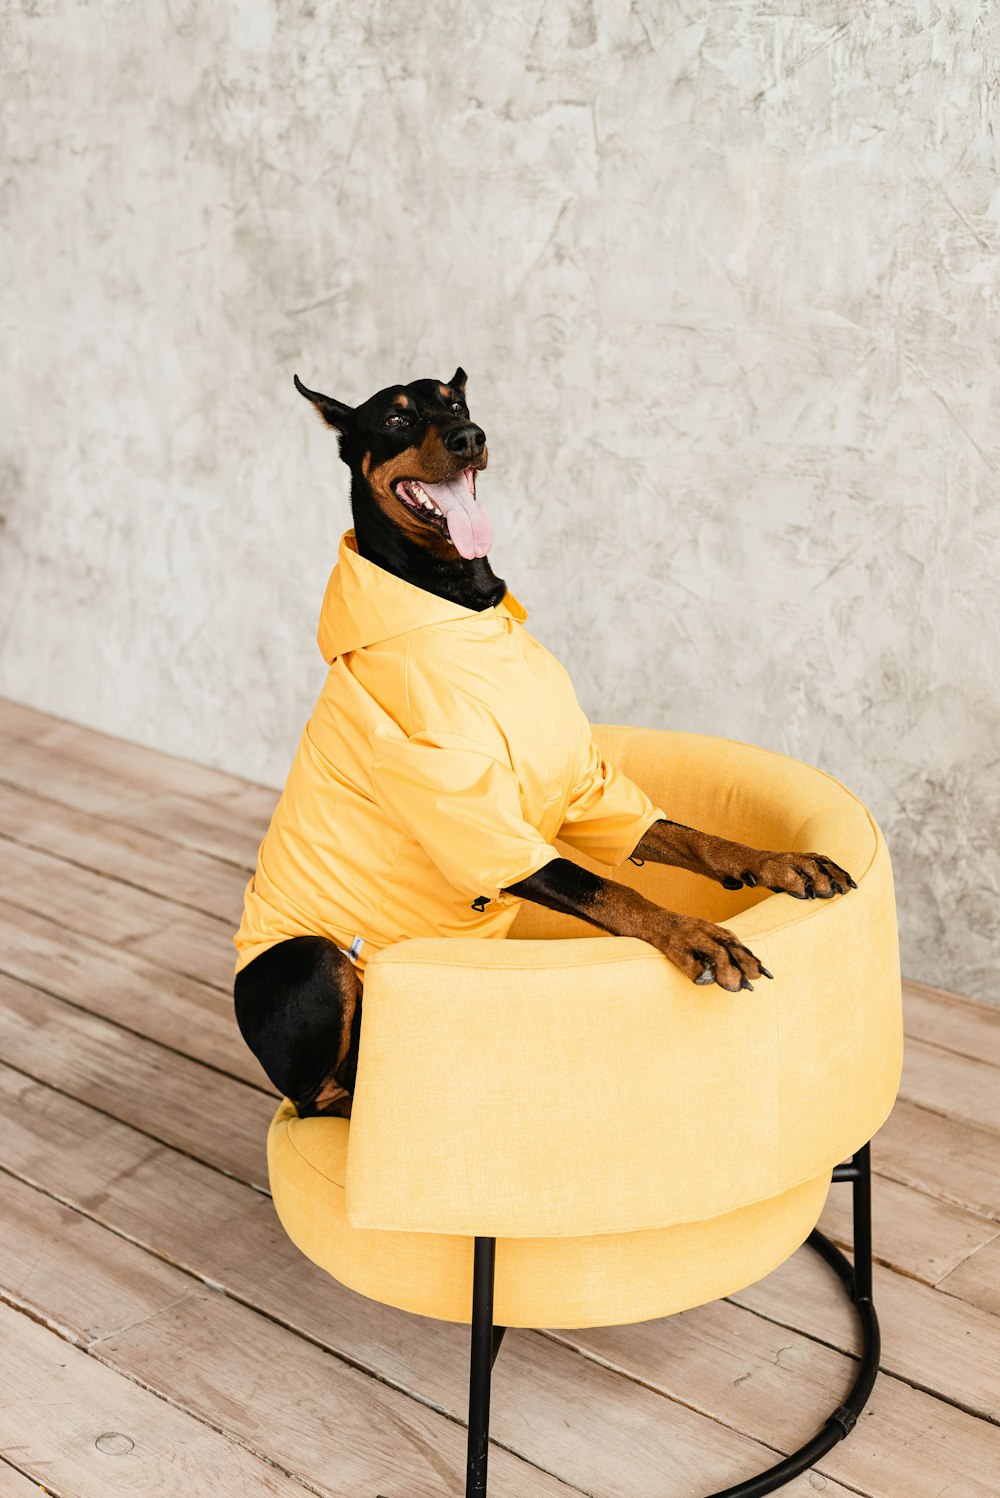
left=267, top=1098, right=831, bottom=1328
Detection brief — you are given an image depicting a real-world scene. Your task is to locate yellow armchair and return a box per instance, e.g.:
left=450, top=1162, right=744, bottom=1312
left=266, top=727, right=903, bottom=1496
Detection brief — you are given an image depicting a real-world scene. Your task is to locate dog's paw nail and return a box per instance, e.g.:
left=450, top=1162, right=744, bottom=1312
left=741, top=870, right=759, bottom=886
left=848, top=876, right=858, bottom=889
left=721, top=875, right=743, bottom=890
left=740, top=977, right=754, bottom=991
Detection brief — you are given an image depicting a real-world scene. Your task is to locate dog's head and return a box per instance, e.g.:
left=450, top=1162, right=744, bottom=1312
left=294, top=368, right=492, bottom=560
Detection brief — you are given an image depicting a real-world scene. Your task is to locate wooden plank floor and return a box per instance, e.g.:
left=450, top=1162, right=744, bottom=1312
left=0, top=694, right=997, bottom=1498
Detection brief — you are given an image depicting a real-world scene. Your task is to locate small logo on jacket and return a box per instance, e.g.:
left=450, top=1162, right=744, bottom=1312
left=470, top=895, right=490, bottom=912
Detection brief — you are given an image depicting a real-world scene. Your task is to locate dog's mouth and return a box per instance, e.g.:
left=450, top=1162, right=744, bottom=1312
left=391, top=466, right=492, bottom=559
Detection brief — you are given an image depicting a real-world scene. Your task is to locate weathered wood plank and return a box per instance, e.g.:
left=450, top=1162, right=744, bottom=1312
left=0, top=905, right=264, bottom=1089
left=0, top=779, right=251, bottom=923
left=0, top=696, right=276, bottom=812
left=0, top=1174, right=592, bottom=1498
left=900, top=1036, right=1000, bottom=1137
left=0, top=1171, right=196, bottom=1346
left=903, top=978, right=1000, bottom=1069
left=0, top=1300, right=313, bottom=1497
left=730, top=1234, right=1000, bottom=1423
left=98, top=1292, right=862, bottom=1498
left=0, top=1459, right=58, bottom=1496
left=937, top=1236, right=1000, bottom=1318
left=550, top=1294, right=1000, bottom=1498
left=871, top=1099, right=1000, bottom=1222
left=0, top=1062, right=263, bottom=1264
left=0, top=716, right=271, bottom=867
left=818, top=1170, right=998, bottom=1287
left=0, top=840, right=237, bottom=993
left=117, top=790, right=267, bottom=871
left=0, top=972, right=274, bottom=1188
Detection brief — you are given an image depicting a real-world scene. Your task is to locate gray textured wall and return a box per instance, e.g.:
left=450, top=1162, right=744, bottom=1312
left=2, top=1, right=998, bottom=1002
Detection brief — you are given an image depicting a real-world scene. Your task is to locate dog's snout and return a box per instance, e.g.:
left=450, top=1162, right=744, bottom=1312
left=444, top=424, right=486, bottom=459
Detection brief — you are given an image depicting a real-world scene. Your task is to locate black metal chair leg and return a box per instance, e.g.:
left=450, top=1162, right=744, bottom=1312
left=847, top=1141, right=880, bottom=1412
left=707, top=1140, right=881, bottom=1497
left=467, top=1236, right=496, bottom=1497
left=852, top=1142, right=874, bottom=1301
left=462, top=1144, right=880, bottom=1498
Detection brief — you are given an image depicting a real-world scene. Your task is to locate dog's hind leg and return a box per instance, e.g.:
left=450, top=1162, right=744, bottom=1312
left=233, top=935, right=363, bottom=1119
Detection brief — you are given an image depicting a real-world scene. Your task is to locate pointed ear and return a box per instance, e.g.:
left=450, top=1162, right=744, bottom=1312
left=293, top=374, right=354, bottom=433
left=449, top=366, right=467, bottom=395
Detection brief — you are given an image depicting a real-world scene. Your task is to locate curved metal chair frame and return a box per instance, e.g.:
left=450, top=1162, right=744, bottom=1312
left=466, top=1143, right=879, bottom=1497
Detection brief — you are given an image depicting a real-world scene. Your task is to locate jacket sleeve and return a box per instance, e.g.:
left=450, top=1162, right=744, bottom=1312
left=556, top=735, right=667, bottom=866
left=369, top=724, right=561, bottom=905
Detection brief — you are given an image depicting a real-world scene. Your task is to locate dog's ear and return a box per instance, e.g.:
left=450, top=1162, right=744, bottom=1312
left=293, top=374, right=354, bottom=433
left=449, top=366, right=468, bottom=395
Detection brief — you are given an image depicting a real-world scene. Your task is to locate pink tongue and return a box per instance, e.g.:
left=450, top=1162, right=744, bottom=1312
left=419, top=471, right=492, bottom=559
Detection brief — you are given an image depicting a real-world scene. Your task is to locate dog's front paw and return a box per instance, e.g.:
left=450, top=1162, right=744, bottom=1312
left=656, top=913, right=773, bottom=992
left=732, top=850, right=857, bottom=900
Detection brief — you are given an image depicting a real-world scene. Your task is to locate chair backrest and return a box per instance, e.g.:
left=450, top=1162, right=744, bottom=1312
left=511, top=725, right=881, bottom=937
left=345, top=729, right=903, bottom=1239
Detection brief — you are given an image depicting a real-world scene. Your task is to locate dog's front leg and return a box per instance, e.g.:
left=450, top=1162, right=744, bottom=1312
left=503, top=859, right=768, bottom=991
left=630, top=819, right=858, bottom=902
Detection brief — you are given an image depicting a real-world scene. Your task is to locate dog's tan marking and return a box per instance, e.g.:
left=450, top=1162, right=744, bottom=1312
left=508, top=817, right=853, bottom=995
left=438, top=384, right=450, bottom=397
left=367, top=426, right=469, bottom=556
left=306, top=961, right=362, bottom=1117
left=312, top=1077, right=352, bottom=1115
left=393, top=393, right=411, bottom=407
left=507, top=864, right=770, bottom=994
left=630, top=820, right=855, bottom=899
left=361, top=451, right=371, bottom=477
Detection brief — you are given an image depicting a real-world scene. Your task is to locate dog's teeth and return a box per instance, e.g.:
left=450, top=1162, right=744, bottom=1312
left=408, top=481, right=442, bottom=517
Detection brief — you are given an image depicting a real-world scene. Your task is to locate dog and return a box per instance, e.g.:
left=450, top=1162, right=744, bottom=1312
left=232, top=368, right=855, bottom=1120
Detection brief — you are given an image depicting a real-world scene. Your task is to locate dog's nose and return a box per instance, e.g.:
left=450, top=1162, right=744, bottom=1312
left=444, top=424, right=486, bottom=459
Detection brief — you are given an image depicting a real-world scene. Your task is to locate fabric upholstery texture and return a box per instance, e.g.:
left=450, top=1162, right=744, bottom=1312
left=266, top=726, right=903, bottom=1329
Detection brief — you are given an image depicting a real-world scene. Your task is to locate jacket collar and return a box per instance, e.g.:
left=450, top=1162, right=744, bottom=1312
left=317, top=529, right=527, bottom=662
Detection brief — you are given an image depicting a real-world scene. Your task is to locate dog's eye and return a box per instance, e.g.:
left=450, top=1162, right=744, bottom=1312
left=450, top=400, right=466, bottom=415
left=385, top=412, right=412, bottom=429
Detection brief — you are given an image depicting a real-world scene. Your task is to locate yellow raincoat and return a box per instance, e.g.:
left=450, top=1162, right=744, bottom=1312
left=233, top=529, right=667, bottom=980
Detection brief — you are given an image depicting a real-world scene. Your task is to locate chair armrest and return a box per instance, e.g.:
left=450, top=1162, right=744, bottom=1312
left=345, top=826, right=902, bottom=1239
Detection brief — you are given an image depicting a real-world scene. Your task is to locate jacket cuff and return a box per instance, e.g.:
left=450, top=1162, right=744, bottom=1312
left=604, top=804, right=669, bottom=867
left=492, top=845, right=563, bottom=907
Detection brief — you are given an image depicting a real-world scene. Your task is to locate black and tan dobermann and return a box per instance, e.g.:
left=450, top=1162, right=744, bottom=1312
left=233, top=369, right=855, bottom=1119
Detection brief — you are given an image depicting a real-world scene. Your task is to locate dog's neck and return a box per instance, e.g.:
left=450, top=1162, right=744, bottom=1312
left=350, top=487, right=508, bottom=612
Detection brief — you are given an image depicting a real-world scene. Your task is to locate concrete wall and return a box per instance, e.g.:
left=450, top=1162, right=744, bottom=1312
left=2, top=1, right=998, bottom=1001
